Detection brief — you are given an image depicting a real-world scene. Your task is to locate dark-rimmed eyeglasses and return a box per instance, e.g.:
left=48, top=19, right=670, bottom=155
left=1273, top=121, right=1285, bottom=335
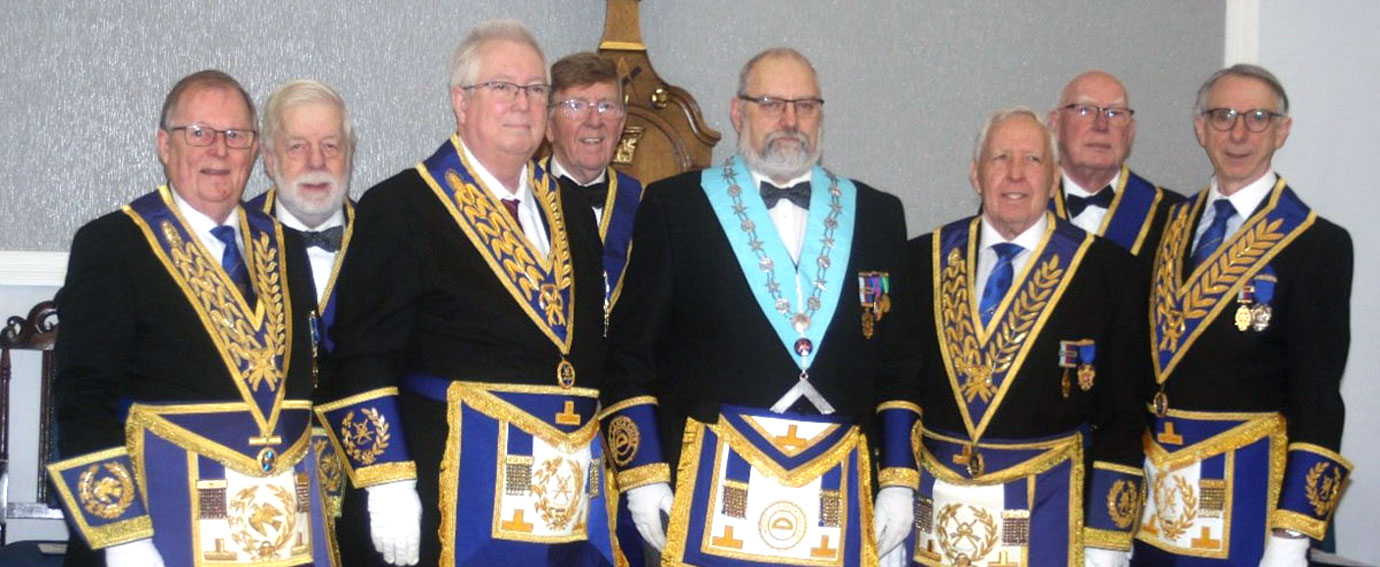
left=1202, top=107, right=1284, bottom=133
left=461, top=81, right=552, bottom=103
left=738, top=95, right=824, bottom=118
left=1059, top=104, right=1134, bottom=126
left=167, top=125, right=257, bottom=149
left=551, top=99, right=626, bottom=121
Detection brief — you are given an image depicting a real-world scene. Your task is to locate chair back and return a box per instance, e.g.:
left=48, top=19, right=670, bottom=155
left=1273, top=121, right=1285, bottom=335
left=0, top=300, right=63, bottom=544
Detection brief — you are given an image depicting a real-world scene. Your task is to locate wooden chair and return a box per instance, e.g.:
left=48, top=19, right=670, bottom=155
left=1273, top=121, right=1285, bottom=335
left=599, top=0, right=721, bottom=185
left=0, top=300, right=63, bottom=545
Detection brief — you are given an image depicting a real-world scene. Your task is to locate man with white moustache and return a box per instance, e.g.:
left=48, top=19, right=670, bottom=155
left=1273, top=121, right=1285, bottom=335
left=907, top=108, right=1148, bottom=567
left=600, top=47, right=921, bottom=567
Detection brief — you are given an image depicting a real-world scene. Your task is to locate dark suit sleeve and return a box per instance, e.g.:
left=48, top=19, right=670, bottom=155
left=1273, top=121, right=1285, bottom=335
left=1270, top=222, right=1353, bottom=538
left=871, top=192, right=923, bottom=489
left=55, top=218, right=138, bottom=457
left=599, top=181, right=675, bottom=489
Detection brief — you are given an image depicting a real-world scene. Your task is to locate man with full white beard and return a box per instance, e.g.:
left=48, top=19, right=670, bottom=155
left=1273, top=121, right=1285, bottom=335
left=246, top=78, right=356, bottom=565
left=599, top=47, right=921, bottom=567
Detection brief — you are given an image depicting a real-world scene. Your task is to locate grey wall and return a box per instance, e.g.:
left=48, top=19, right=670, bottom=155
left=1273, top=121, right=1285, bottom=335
left=0, top=1, right=1223, bottom=250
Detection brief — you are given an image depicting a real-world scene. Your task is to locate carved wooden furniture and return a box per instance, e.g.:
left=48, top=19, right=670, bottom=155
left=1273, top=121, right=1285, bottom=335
left=0, top=300, right=63, bottom=544
left=599, top=0, right=721, bottom=184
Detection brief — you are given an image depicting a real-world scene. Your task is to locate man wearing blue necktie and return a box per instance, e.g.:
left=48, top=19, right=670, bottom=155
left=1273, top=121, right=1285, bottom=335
left=908, top=108, right=1149, bottom=567
left=600, top=48, right=922, bottom=567
left=1135, top=65, right=1354, bottom=567
left=1047, top=70, right=1184, bottom=261
left=50, top=70, right=324, bottom=567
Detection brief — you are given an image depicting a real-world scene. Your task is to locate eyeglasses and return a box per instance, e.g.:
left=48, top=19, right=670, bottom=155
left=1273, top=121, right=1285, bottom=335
left=738, top=95, right=824, bottom=118
left=1060, top=104, right=1134, bottom=126
left=462, top=81, right=552, bottom=103
left=551, top=99, right=626, bottom=121
left=1202, top=107, right=1284, bottom=133
left=167, top=124, right=257, bottom=149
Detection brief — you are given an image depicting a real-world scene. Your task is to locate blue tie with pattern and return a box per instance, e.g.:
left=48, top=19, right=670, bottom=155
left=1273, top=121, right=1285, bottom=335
left=1192, top=199, right=1237, bottom=269
left=211, top=225, right=255, bottom=305
left=979, top=243, right=1023, bottom=326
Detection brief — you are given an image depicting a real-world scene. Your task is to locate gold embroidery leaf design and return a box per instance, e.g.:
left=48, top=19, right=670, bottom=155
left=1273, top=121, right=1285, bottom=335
left=313, top=438, right=345, bottom=516
left=1157, top=215, right=1285, bottom=352
left=936, top=503, right=998, bottom=565
left=339, top=408, right=390, bottom=466
left=1305, top=461, right=1344, bottom=517
left=227, top=483, right=298, bottom=559
left=161, top=221, right=285, bottom=393
left=530, top=457, right=584, bottom=530
left=1152, top=472, right=1197, bottom=540
left=607, top=415, right=641, bottom=467
left=1107, top=479, right=1140, bottom=530
left=78, top=462, right=136, bottom=520
left=943, top=249, right=1062, bottom=403
left=1153, top=207, right=1193, bottom=351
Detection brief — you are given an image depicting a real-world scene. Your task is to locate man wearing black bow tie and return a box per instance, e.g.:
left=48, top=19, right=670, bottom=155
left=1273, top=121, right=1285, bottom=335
left=1048, top=71, right=1183, bottom=260
left=600, top=48, right=921, bottom=567
left=251, top=79, right=355, bottom=310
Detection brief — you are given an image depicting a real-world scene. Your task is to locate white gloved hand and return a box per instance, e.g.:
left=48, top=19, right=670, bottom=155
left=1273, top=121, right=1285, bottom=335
left=879, top=538, right=909, bottom=567
left=873, top=486, right=914, bottom=558
left=1258, top=533, right=1309, bottom=567
left=367, top=479, right=423, bottom=566
left=105, top=539, right=165, bottom=567
left=626, top=482, right=674, bottom=551
left=1084, top=546, right=1131, bottom=567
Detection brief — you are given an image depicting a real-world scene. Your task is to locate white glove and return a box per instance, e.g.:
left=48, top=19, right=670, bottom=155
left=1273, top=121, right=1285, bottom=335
left=105, top=539, right=165, bottom=567
left=879, top=538, right=909, bottom=567
left=1084, top=546, right=1130, bottom=567
left=873, top=486, right=914, bottom=558
left=1258, top=533, right=1309, bottom=567
left=367, top=479, right=423, bottom=566
left=626, top=482, right=674, bottom=551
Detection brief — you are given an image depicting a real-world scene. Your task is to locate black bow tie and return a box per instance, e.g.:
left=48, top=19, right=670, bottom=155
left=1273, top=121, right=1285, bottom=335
left=558, top=175, right=609, bottom=210
left=1065, top=186, right=1114, bottom=217
left=301, top=226, right=344, bottom=252
left=760, top=180, right=811, bottom=209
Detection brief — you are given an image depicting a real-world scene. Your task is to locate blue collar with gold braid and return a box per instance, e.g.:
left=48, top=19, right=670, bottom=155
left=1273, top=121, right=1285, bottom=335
left=123, top=185, right=295, bottom=441
left=931, top=213, right=1092, bottom=476
left=417, top=135, right=579, bottom=387
left=1050, top=165, right=1166, bottom=255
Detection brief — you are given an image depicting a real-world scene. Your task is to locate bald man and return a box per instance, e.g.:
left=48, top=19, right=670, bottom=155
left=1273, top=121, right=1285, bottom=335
left=1047, top=71, right=1183, bottom=261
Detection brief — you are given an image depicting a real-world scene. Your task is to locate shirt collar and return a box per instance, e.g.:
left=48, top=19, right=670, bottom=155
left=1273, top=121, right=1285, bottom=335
left=1208, top=171, right=1276, bottom=218
left=979, top=212, right=1048, bottom=252
left=170, top=186, right=239, bottom=233
left=1062, top=170, right=1121, bottom=198
left=275, top=201, right=346, bottom=232
left=457, top=135, right=532, bottom=204
left=549, top=156, right=607, bottom=186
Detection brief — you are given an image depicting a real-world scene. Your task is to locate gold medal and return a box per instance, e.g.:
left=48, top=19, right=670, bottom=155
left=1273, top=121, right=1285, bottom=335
left=556, top=359, right=576, bottom=389
left=1061, top=369, right=1071, bottom=399
left=1153, top=391, right=1169, bottom=417
left=861, top=311, right=875, bottom=339
left=1234, top=304, right=1252, bottom=331
left=1078, top=364, right=1095, bottom=391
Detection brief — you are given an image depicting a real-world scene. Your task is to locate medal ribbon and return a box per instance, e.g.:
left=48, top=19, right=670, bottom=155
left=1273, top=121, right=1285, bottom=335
left=417, top=136, right=574, bottom=352
left=124, top=187, right=293, bottom=438
left=701, top=157, right=855, bottom=403
left=1150, top=180, right=1313, bottom=382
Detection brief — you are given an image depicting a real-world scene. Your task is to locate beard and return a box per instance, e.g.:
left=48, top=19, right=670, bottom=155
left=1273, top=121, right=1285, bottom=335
left=739, top=125, right=822, bottom=181
left=273, top=170, right=349, bottom=227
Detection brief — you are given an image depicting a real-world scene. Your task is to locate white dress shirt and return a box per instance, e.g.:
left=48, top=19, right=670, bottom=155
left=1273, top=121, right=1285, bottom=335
left=1062, top=171, right=1121, bottom=234
left=751, top=169, right=812, bottom=264
left=170, top=188, right=243, bottom=267
left=459, top=138, right=551, bottom=257
left=975, top=214, right=1048, bottom=297
left=549, top=157, right=609, bottom=225
left=1191, top=171, right=1276, bottom=253
left=276, top=205, right=346, bottom=302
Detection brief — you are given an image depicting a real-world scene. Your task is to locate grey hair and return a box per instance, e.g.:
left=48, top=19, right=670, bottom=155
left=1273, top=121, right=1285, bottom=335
left=1193, top=64, right=1289, bottom=117
left=971, top=106, right=1058, bottom=164
left=448, top=19, right=546, bottom=89
left=159, top=69, right=255, bottom=131
left=261, top=79, right=355, bottom=156
left=736, top=47, right=817, bottom=97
